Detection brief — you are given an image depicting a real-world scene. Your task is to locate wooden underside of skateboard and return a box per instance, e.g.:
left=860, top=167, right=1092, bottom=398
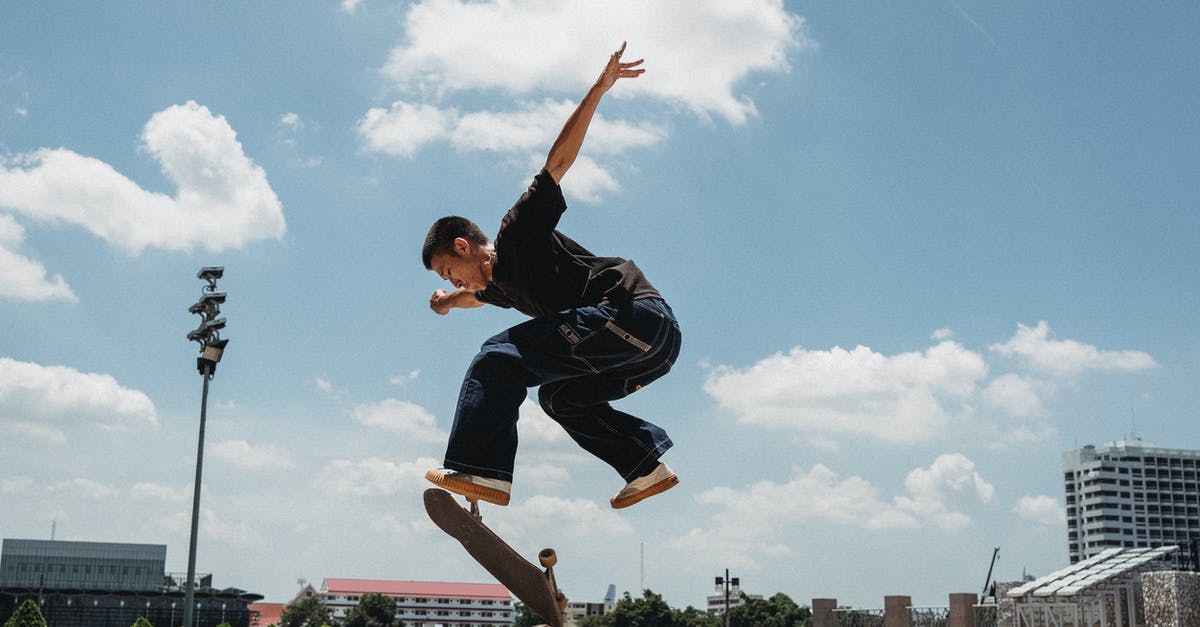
left=423, top=488, right=567, bottom=627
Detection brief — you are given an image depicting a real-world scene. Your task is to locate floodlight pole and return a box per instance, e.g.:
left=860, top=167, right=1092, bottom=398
left=715, top=569, right=737, bottom=627
left=183, top=361, right=212, bottom=627
left=184, top=267, right=228, bottom=627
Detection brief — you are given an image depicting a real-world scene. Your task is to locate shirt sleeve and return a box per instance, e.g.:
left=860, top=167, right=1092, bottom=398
left=474, top=283, right=513, bottom=308
left=503, top=169, right=567, bottom=238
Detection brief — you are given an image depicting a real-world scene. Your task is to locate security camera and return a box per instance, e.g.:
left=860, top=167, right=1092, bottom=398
left=197, top=266, right=224, bottom=281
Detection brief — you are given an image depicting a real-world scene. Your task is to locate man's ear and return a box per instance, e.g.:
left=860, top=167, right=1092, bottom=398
left=453, top=237, right=472, bottom=256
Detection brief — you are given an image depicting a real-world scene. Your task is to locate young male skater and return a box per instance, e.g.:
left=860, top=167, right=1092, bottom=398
left=422, top=43, right=681, bottom=509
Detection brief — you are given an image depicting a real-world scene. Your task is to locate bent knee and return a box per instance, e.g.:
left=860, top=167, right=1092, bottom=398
left=537, top=384, right=560, bottom=415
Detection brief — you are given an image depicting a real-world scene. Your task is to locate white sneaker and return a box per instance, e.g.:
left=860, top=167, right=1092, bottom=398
left=610, top=463, right=678, bottom=509
left=426, top=468, right=511, bottom=506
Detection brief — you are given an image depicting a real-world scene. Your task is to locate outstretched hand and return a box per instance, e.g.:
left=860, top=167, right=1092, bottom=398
left=545, top=41, right=645, bottom=183
left=596, top=41, right=645, bottom=93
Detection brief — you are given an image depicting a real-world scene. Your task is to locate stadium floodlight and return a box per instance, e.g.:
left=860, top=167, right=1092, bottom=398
left=182, top=267, right=230, bottom=627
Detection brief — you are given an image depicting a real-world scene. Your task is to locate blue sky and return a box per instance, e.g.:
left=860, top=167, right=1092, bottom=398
left=1, top=0, right=1197, bottom=611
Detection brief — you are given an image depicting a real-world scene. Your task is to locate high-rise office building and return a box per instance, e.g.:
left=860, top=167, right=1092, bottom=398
left=1063, top=440, right=1200, bottom=570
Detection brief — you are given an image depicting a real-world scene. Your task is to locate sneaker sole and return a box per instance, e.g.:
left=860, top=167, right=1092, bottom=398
left=610, top=474, right=679, bottom=510
left=425, top=469, right=511, bottom=506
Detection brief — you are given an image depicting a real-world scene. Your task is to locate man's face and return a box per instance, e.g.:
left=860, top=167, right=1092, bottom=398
left=430, top=238, right=490, bottom=291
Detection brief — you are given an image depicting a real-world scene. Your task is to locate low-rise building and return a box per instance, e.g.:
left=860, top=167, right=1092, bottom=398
left=320, top=578, right=514, bottom=626
left=0, top=538, right=261, bottom=627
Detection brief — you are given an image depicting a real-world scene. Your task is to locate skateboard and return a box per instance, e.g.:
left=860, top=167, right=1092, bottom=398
left=423, top=488, right=567, bottom=627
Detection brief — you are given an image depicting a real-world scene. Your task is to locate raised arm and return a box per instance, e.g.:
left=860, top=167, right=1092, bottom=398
left=544, top=42, right=645, bottom=184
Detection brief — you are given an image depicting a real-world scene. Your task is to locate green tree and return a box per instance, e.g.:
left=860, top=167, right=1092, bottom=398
left=577, top=613, right=614, bottom=627
left=3, top=600, right=47, bottom=627
left=343, top=592, right=400, bottom=627
left=672, top=606, right=720, bottom=627
left=607, top=590, right=675, bottom=627
left=130, top=618, right=154, bottom=627
left=512, top=601, right=554, bottom=627
left=279, top=595, right=331, bottom=627
left=728, top=593, right=811, bottom=627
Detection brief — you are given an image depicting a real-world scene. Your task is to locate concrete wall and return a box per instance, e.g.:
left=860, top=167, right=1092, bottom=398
left=1142, top=570, right=1200, bottom=627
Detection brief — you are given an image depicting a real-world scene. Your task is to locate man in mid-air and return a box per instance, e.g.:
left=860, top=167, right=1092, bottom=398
left=422, top=42, right=681, bottom=510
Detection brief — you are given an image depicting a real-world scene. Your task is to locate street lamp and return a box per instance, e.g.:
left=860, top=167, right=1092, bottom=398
left=183, top=266, right=229, bottom=627
left=714, top=570, right=739, bottom=627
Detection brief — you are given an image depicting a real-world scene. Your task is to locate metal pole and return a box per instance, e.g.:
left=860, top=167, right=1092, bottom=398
left=183, top=364, right=212, bottom=627
left=724, top=568, right=730, bottom=627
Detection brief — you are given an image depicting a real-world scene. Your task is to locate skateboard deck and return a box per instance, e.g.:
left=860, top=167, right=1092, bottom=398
left=423, top=488, right=566, bottom=627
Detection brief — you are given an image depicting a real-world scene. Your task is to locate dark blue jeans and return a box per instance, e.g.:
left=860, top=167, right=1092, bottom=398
left=443, top=297, right=681, bottom=483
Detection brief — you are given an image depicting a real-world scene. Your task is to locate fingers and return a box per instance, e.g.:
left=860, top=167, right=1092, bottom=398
left=611, top=42, right=644, bottom=77
left=604, top=42, right=644, bottom=84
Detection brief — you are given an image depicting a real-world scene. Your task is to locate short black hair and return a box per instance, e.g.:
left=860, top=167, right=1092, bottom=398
left=422, top=216, right=489, bottom=270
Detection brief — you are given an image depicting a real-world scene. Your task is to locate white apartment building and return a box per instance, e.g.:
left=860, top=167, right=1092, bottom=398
left=1063, top=440, right=1200, bottom=569
left=320, top=578, right=514, bottom=626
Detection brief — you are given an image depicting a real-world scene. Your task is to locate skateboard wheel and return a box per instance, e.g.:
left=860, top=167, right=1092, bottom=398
left=538, top=548, right=557, bottom=568
left=556, top=592, right=568, bottom=611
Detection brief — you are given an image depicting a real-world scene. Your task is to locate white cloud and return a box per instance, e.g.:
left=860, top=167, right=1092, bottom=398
left=1, top=476, right=36, bottom=495
left=516, top=397, right=569, bottom=445
left=382, top=0, right=806, bottom=124
left=315, top=377, right=345, bottom=395
left=211, top=439, right=295, bottom=470
left=706, top=323, right=1156, bottom=447
left=0, top=357, right=157, bottom=442
left=351, top=398, right=446, bottom=442
left=990, top=321, right=1157, bottom=376
left=280, top=112, right=302, bottom=129
left=130, top=482, right=189, bottom=503
left=389, top=370, right=421, bottom=385
left=340, top=0, right=362, bottom=14
left=316, top=456, right=438, bottom=497
left=48, top=478, right=117, bottom=500
left=0, top=214, right=76, bottom=302
left=357, top=102, right=458, bottom=158
left=696, top=465, right=920, bottom=535
left=513, top=462, right=571, bottom=492
left=1014, top=495, right=1065, bottom=526
left=895, top=453, right=995, bottom=530
left=508, top=494, right=633, bottom=539
left=703, top=340, right=987, bottom=443
left=0, top=101, right=285, bottom=255
left=360, top=0, right=805, bottom=201
left=677, top=464, right=915, bottom=570
left=982, top=373, right=1048, bottom=418
left=358, top=98, right=663, bottom=201
left=677, top=456, right=992, bottom=569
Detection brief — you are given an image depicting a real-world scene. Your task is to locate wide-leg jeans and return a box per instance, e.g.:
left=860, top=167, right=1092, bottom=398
left=443, top=297, right=681, bottom=483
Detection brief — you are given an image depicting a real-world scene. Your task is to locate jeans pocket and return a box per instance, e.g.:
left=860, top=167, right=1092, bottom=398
left=572, top=321, right=649, bottom=373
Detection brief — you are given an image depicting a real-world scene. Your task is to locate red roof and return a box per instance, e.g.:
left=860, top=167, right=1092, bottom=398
left=248, top=602, right=285, bottom=627
left=322, top=579, right=510, bottom=600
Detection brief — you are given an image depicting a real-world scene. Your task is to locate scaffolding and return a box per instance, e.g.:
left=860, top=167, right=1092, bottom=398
left=1005, top=546, right=1177, bottom=627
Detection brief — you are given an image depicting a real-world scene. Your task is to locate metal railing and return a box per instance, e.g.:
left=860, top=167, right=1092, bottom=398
left=974, top=604, right=998, bottom=627
left=834, top=608, right=885, bottom=627
left=909, top=606, right=950, bottom=627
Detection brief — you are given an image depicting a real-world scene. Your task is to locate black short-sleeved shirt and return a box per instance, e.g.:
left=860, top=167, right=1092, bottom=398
left=475, top=169, right=661, bottom=318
